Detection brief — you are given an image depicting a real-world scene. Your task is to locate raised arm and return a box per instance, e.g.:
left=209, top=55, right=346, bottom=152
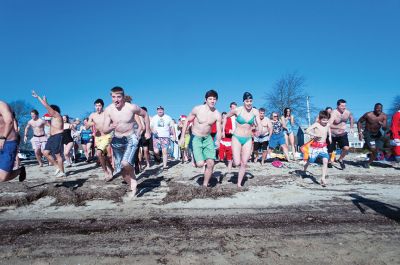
left=31, top=90, right=61, bottom=119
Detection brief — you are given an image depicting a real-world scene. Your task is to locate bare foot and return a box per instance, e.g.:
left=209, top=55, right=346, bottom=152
left=320, top=178, right=327, bottom=187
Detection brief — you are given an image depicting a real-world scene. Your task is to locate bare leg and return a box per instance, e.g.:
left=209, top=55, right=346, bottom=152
left=368, top=148, right=377, bottom=164
left=97, top=150, right=112, bottom=180
left=289, top=133, right=296, bottom=159
left=321, top=158, right=328, bottom=186
left=261, top=150, right=268, bottom=165
left=161, top=147, right=168, bottom=169
left=281, top=144, right=290, bottom=161
left=227, top=160, right=233, bottom=173
left=0, top=167, right=25, bottom=182
left=54, top=153, right=65, bottom=174
left=34, top=149, right=43, bottom=166
left=338, top=146, right=349, bottom=162
left=121, top=161, right=137, bottom=196
left=64, top=142, right=74, bottom=165
left=203, top=159, right=215, bottom=187
left=143, top=146, right=150, bottom=168
left=235, top=139, right=252, bottom=188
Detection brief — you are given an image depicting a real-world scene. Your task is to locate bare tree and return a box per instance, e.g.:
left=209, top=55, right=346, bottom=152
left=389, top=95, right=400, bottom=116
left=264, top=72, right=310, bottom=124
left=9, top=100, right=35, bottom=150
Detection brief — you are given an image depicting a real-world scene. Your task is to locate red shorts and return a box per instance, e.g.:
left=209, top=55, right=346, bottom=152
left=219, top=144, right=232, bottom=161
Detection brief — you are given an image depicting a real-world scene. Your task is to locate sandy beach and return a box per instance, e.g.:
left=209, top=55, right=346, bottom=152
left=1, top=154, right=399, bottom=265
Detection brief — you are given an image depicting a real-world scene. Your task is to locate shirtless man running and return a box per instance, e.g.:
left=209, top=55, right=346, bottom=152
left=103, top=87, right=151, bottom=197
left=328, top=99, right=354, bottom=169
left=32, top=90, right=66, bottom=177
left=24, top=109, right=47, bottom=167
left=179, top=90, right=222, bottom=187
left=253, top=108, right=273, bottom=165
left=87, top=99, right=114, bottom=180
left=357, top=103, right=387, bottom=168
left=0, top=101, right=26, bottom=182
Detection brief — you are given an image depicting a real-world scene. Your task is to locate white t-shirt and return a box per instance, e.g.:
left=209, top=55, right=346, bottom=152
left=151, top=114, right=173, bottom=138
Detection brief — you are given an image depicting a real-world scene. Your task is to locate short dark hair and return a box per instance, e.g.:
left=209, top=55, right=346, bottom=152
left=31, top=109, right=39, bottom=115
left=337, top=99, right=346, bottom=106
left=205, top=90, right=218, bottom=100
left=110, top=86, right=125, bottom=96
left=50, top=105, right=61, bottom=114
left=222, top=111, right=227, bottom=115
left=325, top=106, right=332, bottom=111
left=230, top=102, right=237, bottom=107
left=375, top=103, right=383, bottom=108
left=259, top=108, right=266, bottom=112
left=63, top=115, right=69, bottom=121
left=319, top=110, right=330, bottom=120
left=243, top=92, right=253, bottom=101
left=141, top=106, right=148, bottom=112
left=94, top=99, right=104, bottom=107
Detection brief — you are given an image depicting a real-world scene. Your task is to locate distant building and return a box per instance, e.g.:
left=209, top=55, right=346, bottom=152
left=297, top=124, right=365, bottom=149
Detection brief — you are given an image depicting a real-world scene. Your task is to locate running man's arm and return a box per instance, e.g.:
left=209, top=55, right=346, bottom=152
left=179, top=107, right=197, bottom=146
left=328, top=124, right=332, bottom=143
left=134, top=115, right=143, bottom=138
left=31, top=90, right=61, bottom=119
left=305, top=123, right=318, bottom=137
left=0, top=102, right=14, bottom=150
left=267, top=118, right=273, bottom=137
left=357, top=112, right=367, bottom=141
left=215, top=112, right=222, bottom=147
left=254, top=109, right=262, bottom=136
left=380, top=114, right=388, bottom=131
left=102, top=107, right=115, bottom=134
left=87, top=113, right=95, bottom=127
left=24, top=121, right=32, bottom=143
left=349, top=111, right=354, bottom=133
left=136, top=106, right=151, bottom=139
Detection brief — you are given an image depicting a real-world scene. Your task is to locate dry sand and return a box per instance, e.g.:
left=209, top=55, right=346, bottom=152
left=1, top=154, right=399, bottom=264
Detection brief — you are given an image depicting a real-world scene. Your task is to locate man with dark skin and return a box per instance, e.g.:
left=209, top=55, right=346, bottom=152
left=357, top=103, right=387, bottom=168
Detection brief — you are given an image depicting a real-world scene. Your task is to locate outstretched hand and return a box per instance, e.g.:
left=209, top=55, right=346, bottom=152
left=32, top=90, right=38, bottom=98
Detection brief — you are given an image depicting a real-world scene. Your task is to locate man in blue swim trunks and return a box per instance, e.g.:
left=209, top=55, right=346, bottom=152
left=0, top=101, right=26, bottom=182
left=104, top=86, right=151, bottom=197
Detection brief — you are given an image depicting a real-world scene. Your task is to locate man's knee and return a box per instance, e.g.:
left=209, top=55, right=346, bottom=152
left=121, top=161, right=133, bottom=169
left=343, top=146, right=350, bottom=151
left=196, top=161, right=205, bottom=168
left=0, top=171, right=10, bottom=182
left=206, top=159, right=214, bottom=167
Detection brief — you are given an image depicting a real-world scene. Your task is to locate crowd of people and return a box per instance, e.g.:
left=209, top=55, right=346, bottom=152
left=1, top=87, right=399, bottom=196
